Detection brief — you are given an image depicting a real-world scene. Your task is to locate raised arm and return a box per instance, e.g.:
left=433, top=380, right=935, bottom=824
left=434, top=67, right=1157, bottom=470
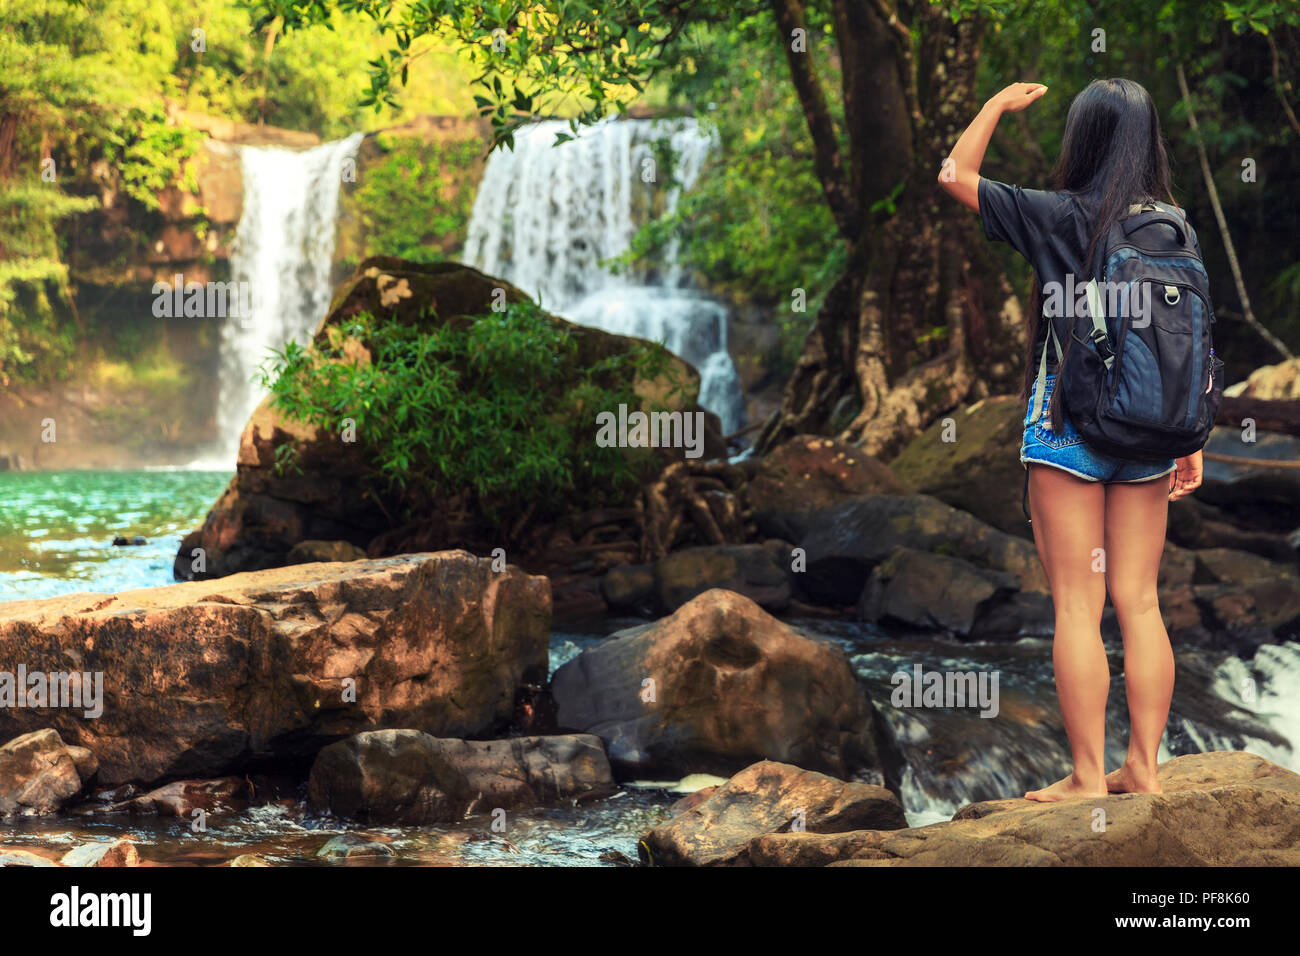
left=938, top=83, right=1048, bottom=212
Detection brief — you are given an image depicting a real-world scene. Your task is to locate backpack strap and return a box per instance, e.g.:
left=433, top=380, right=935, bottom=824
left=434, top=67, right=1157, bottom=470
left=1084, top=278, right=1115, bottom=372
left=1029, top=321, right=1063, bottom=424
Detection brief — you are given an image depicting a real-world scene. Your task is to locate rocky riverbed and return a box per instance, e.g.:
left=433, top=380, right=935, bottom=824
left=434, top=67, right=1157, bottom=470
left=2, top=550, right=1298, bottom=867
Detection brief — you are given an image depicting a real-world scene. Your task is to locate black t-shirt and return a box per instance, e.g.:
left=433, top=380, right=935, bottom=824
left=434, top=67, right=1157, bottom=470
left=978, top=178, right=1200, bottom=373
left=978, top=177, right=1094, bottom=373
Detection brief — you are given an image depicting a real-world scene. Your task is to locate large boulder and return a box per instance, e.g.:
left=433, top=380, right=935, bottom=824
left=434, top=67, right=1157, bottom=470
left=0, top=552, right=550, bottom=786
left=0, top=729, right=95, bottom=817
left=550, top=589, right=883, bottom=780
left=744, top=435, right=911, bottom=541
left=889, top=394, right=1030, bottom=538
left=307, top=729, right=615, bottom=824
left=639, top=760, right=906, bottom=867
left=176, top=258, right=719, bottom=580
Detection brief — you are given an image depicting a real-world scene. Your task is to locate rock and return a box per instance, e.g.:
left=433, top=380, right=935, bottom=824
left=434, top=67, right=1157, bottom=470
left=830, top=752, right=1300, bottom=866
left=748, top=830, right=883, bottom=867
left=1197, top=426, right=1300, bottom=532
left=426, top=734, right=616, bottom=809
left=655, top=543, right=791, bottom=613
left=176, top=257, right=718, bottom=579
left=551, top=589, right=883, bottom=779
left=601, top=563, right=657, bottom=616
left=108, top=777, right=249, bottom=817
left=111, top=536, right=147, bottom=547
left=1194, top=578, right=1300, bottom=642
left=745, top=435, right=911, bottom=541
left=286, top=539, right=369, bottom=564
left=1223, top=357, right=1300, bottom=399
left=316, top=833, right=396, bottom=860
left=797, top=494, right=1048, bottom=607
left=639, top=761, right=906, bottom=866
left=1167, top=495, right=1296, bottom=562
left=1160, top=541, right=1198, bottom=589
left=604, top=543, right=796, bottom=616
left=0, top=849, right=58, bottom=866
left=858, top=547, right=1019, bottom=636
left=666, top=787, right=720, bottom=815
left=968, top=591, right=1056, bottom=641
left=0, top=552, right=550, bottom=786
left=1192, top=547, right=1299, bottom=585
left=65, top=746, right=99, bottom=782
left=60, top=839, right=140, bottom=867
left=308, top=731, right=470, bottom=825
left=890, top=394, right=1031, bottom=538
left=230, top=854, right=272, bottom=867
left=307, top=729, right=614, bottom=824
left=0, top=729, right=90, bottom=816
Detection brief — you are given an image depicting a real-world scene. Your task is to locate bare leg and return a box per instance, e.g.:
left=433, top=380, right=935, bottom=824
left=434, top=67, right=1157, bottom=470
left=1103, top=476, right=1173, bottom=794
left=1024, top=464, right=1110, bottom=802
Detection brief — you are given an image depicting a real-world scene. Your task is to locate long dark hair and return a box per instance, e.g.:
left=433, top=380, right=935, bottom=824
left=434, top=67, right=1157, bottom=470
left=1024, top=78, right=1180, bottom=431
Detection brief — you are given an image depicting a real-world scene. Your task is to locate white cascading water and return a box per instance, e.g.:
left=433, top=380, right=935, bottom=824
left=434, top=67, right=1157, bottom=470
left=463, top=118, right=745, bottom=434
left=209, top=133, right=364, bottom=461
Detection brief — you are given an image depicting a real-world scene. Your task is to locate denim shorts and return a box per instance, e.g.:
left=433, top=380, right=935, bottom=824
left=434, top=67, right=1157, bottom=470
left=1020, top=374, right=1176, bottom=483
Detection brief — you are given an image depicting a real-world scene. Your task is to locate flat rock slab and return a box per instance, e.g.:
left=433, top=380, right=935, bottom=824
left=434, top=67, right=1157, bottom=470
left=0, top=552, right=550, bottom=786
left=829, top=751, right=1300, bottom=867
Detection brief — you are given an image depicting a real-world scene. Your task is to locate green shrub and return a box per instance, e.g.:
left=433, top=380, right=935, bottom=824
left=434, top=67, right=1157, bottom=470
left=349, top=134, right=482, bottom=265
left=260, top=299, right=673, bottom=522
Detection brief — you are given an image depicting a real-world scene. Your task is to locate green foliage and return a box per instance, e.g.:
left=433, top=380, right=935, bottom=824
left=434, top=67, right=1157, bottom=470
left=260, top=300, right=670, bottom=519
left=0, top=184, right=96, bottom=383
left=257, top=0, right=734, bottom=149
left=349, top=134, right=481, bottom=264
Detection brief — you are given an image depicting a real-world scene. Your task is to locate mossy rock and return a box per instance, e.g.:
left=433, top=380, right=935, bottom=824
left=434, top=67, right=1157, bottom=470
left=889, top=394, right=1029, bottom=539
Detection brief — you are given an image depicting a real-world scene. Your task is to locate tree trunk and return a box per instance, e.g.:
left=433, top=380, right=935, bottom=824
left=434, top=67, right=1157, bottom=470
left=757, top=2, right=1024, bottom=459
left=1217, top=396, right=1300, bottom=436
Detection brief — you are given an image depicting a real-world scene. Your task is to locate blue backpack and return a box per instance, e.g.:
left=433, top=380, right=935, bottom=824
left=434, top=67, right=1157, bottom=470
left=1032, top=200, right=1225, bottom=461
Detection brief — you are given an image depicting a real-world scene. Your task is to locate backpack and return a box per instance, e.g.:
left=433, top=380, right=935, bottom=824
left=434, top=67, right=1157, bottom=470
left=1031, top=200, right=1225, bottom=461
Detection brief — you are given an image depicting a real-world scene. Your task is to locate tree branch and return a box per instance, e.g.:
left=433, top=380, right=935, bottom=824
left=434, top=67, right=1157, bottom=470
left=1175, top=60, right=1292, bottom=360
left=768, top=0, right=859, bottom=239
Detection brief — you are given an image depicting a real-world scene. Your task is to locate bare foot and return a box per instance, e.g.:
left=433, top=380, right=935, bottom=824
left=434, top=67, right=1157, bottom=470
left=1024, top=773, right=1108, bottom=802
left=1105, top=763, right=1161, bottom=794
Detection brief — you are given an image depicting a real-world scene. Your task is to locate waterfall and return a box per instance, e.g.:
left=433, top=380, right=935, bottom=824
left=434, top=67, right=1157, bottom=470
left=209, top=133, right=363, bottom=462
left=464, top=118, right=745, bottom=434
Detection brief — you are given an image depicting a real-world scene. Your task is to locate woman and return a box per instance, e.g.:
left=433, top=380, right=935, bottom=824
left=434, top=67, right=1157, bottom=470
left=938, top=78, right=1205, bottom=802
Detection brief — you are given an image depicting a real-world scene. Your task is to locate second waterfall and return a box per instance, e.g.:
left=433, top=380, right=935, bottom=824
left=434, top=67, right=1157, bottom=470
left=464, top=118, right=745, bottom=435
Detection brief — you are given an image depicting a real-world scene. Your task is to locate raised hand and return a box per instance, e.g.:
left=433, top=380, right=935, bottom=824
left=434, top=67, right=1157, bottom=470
left=988, top=82, right=1048, bottom=113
